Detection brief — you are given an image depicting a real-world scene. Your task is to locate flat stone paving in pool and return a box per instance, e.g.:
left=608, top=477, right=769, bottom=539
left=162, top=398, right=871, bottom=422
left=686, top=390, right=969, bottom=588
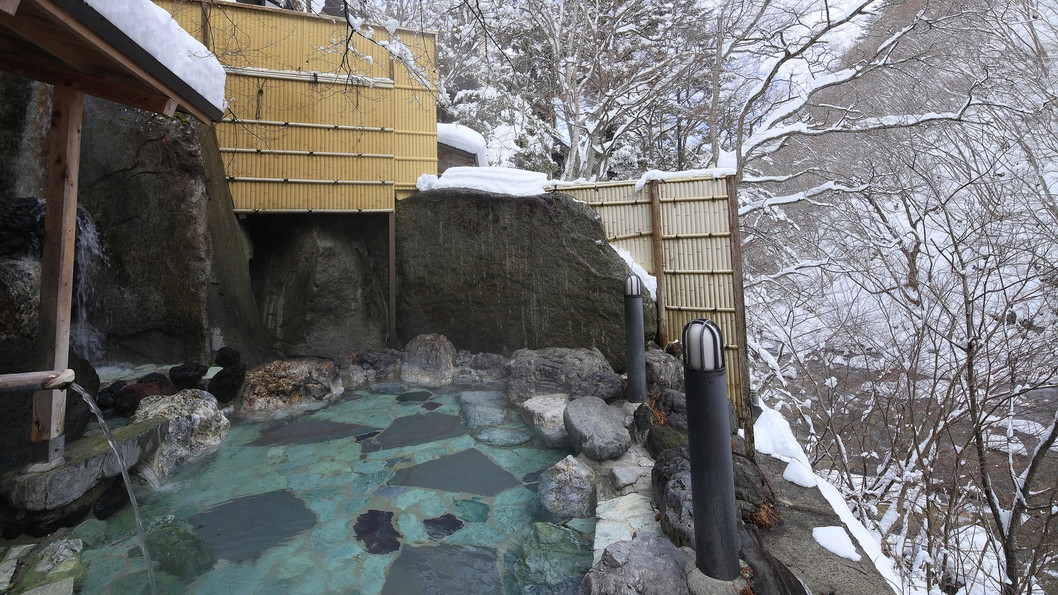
left=388, top=449, right=521, bottom=496
left=380, top=543, right=502, bottom=595
left=71, top=384, right=579, bottom=594
left=188, top=490, right=317, bottom=562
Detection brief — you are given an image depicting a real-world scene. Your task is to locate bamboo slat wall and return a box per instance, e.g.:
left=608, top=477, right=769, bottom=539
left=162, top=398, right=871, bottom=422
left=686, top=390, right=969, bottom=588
left=156, top=1, right=438, bottom=211
left=551, top=176, right=747, bottom=409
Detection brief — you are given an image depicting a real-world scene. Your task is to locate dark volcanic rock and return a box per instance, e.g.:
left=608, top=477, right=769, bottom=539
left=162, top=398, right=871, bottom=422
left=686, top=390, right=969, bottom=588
left=169, top=361, right=209, bottom=390
left=74, top=98, right=269, bottom=364
left=214, top=346, right=242, bottom=367
left=396, top=189, right=655, bottom=371
left=114, top=381, right=177, bottom=417
left=246, top=213, right=388, bottom=360
left=655, top=389, right=688, bottom=432
left=423, top=513, right=463, bottom=539
left=506, top=347, right=613, bottom=403
left=651, top=447, right=694, bottom=547
left=207, top=363, right=246, bottom=404
left=563, top=396, right=631, bottom=461
left=354, top=509, right=402, bottom=554
left=570, top=370, right=624, bottom=403
left=0, top=196, right=43, bottom=257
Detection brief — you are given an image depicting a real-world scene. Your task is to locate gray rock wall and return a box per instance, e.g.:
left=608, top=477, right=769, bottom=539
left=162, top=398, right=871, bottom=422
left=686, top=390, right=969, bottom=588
left=77, top=98, right=269, bottom=364
left=244, top=213, right=389, bottom=359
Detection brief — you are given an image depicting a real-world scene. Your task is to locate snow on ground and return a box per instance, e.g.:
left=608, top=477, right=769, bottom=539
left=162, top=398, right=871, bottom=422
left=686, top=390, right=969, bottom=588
left=812, top=526, right=861, bottom=561
left=437, top=123, right=489, bottom=167
left=755, top=401, right=907, bottom=594
left=85, top=0, right=226, bottom=112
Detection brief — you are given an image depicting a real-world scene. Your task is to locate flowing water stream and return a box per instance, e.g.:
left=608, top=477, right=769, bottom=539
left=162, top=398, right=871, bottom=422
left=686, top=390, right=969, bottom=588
left=69, top=383, right=156, bottom=594
left=70, top=383, right=589, bottom=594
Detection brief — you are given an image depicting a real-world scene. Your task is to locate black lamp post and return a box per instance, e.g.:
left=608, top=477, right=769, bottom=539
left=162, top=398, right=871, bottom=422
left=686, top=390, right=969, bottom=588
left=683, top=318, right=740, bottom=580
left=624, top=273, right=647, bottom=403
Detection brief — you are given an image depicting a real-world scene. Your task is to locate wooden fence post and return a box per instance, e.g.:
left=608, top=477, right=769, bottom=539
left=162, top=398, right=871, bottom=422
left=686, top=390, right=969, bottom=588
left=29, top=83, right=84, bottom=470
left=648, top=179, right=668, bottom=346
left=725, top=175, right=755, bottom=459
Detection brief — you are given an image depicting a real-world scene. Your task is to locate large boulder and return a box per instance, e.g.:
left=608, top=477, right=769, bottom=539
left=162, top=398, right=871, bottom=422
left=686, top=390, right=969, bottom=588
left=537, top=455, right=596, bottom=521
left=651, top=446, right=695, bottom=548
left=241, top=358, right=343, bottom=412
left=71, top=98, right=270, bottom=365
left=508, top=522, right=593, bottom=594
left=579, top=533, right=689, bottom=595
left=400, top=334, right=456, bottom=387
left=518, top=393, right=571, bottom=448
left=396, top=189, right=655, bottom=371
left=564, top=396, right=632, bottom=461
left=130, top=389, right=230, bottom=477
left=507, top=347, right=613, bottom=403
left=245, top=213, right=389, bottom=360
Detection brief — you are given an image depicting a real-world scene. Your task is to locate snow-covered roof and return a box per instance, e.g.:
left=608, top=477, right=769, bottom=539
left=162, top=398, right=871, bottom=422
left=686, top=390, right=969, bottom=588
left=437, top=123, right=488, bottom=167
left=85, top=0, right=226, bottom=113
left=0, top=0, right=225, bottom=122
left=417, top=166, right=550, bottom=196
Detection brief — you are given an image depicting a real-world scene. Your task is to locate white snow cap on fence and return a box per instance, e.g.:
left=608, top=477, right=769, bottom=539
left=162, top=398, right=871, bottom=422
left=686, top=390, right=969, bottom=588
left=85, top=0, right=226, bottom=112
left=417, top=167, right=550, bottom=196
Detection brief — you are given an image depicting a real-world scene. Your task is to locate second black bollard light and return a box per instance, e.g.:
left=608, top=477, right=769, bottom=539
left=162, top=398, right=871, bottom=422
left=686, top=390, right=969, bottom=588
left=683, top=318, right=740, bottom=580
left=624, top=273, right=647, bottom=403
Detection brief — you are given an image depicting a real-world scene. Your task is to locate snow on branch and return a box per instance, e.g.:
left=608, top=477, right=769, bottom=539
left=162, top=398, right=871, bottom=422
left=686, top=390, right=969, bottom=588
left=739, top=181, right=869, bottom=216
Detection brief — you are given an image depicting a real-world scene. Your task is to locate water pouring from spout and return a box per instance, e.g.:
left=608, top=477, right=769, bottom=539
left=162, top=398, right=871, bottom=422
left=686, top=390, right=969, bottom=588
left=69, top=383, right=157, bottom=594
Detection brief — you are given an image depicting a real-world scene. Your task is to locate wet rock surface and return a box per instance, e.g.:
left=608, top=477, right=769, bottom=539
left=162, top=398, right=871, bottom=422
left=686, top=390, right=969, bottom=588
left=389, top=450, right=520, bottom=497
left=381, top=543, right=501, bottom=595
left=400, top=333, right=457, bottom=387
left=563, top=396, right=632, bottom=461
left=241, top=357, right=342, bottom=412
left=508, top=522, right=593, bottom=594
left=189, top=490, right=316, bottom=562
left=130, top=389, right=229, bottom=477
left=353, top=509, right=402, bottom=554
left=507, top=347, right=613, bottom=403
left=580, top=532, right=688, bottom=595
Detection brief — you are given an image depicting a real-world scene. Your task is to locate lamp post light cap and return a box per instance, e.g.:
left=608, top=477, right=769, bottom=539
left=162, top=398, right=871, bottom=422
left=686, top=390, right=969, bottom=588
left=625, top=273, right=643, bottom=297
left=683, top=319, right=724, bottom=371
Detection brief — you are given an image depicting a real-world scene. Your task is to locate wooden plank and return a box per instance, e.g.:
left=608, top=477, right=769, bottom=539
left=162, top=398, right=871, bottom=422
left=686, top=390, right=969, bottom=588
left=0, top=52, right=178, bottom=115
left=30, top=83, right=83, bottom=467
left=1, top=0, right=21, bottom=16
left=0, top=369, right=74, bottom=393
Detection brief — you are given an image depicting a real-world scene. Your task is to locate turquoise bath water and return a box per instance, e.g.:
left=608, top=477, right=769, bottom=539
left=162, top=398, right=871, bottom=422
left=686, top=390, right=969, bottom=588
left=72, top=385, right=587, bottom=594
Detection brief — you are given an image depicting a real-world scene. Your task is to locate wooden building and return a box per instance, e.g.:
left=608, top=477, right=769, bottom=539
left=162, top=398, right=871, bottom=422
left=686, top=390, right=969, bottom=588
left=158, top=0, right=439, bottom=212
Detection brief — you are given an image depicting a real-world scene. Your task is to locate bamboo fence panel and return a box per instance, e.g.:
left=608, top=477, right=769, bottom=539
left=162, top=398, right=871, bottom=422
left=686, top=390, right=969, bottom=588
left=157, top=1, right=438, bottom=212
left=551, top=176, right=746, bottom=408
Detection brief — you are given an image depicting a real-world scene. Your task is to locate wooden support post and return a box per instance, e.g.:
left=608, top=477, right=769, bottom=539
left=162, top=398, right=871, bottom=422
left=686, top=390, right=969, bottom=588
left=648, top=179, right=668, bottom=346
left=30, top=84, right=84, bottom=470
left=725, top=175, right=755, bottom=459
left=388, top=210, right=397, bottom=348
